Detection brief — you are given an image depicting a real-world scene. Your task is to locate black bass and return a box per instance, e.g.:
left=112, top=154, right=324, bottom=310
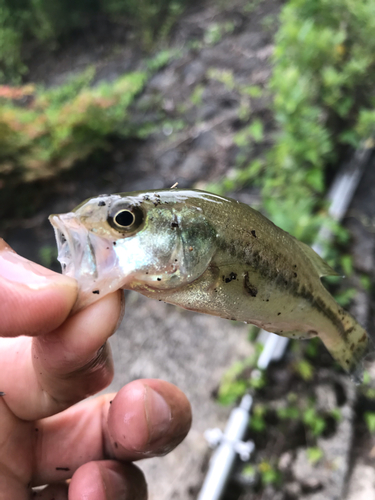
left=49, top=189, right=372, bottom=379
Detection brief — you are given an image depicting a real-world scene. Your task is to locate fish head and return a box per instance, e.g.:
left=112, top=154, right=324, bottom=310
left=49, top=190, right=217, bottom=310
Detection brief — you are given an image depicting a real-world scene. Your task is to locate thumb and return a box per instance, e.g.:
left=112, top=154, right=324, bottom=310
left=0, top=239, right=77, bottom=337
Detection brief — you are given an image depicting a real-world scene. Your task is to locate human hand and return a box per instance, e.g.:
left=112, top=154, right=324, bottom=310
left=0, top=239, right=192, bottom=499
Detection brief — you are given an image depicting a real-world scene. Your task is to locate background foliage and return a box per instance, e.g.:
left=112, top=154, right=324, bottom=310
left=1, top=0, right=374, bottom=203
left=0, top=69, right=148, bottom=181
left=0, top=0, right=187, bottom=82
left=208, top=0, right=375, bottom=245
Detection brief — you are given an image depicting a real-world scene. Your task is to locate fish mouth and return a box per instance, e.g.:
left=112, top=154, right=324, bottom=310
left=49, top=212, right=122, bottom=311
left=49, top=213, right=98, bottom=281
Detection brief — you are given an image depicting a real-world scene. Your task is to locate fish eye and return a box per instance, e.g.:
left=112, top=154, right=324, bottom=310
left=114, top=210, right=135, bottom=227
left=108, top=205, right=144, bottom=232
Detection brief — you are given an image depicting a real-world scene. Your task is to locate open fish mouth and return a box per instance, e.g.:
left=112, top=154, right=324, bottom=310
left=49, top=213, right=98, bottom=281
left=50, top=212, right=122, bottom=310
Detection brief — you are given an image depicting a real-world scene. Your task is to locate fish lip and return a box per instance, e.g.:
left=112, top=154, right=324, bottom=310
left=49, top=214, right=76, bottom=277
left=49, top=213, right=96, bottom=280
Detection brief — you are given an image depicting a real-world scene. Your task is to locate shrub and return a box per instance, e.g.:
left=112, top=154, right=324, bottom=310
left=264, top=0, right=375, bottom=237
left=0, top=68, right=148, bottom=181
left=208, top=0, right=375, bottom=245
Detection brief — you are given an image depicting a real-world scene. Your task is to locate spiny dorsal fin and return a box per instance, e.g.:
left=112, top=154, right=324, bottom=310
left=295, top=240, right=340, bottom=277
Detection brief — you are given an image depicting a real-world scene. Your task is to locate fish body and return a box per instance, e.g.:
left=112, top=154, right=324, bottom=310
left=50, top=189, right=371, bottom=379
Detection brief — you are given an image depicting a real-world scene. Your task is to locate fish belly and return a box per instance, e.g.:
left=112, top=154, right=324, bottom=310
left=142, top=264, right=372, bottom=380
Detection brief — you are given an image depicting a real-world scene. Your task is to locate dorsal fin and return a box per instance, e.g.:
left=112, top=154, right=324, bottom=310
left=295, top=240, right=340, bottom=277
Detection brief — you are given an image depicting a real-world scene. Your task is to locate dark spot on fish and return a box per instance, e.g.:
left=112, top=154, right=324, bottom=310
left=308, top=330, right=317, bottom=336
left=56, top=467, right=70, bottom=471
left=171, top=222, right=179, bottom=229
left=280, top=330, right=283, bottom=333
left=106, top=247, right=109, bottom=250
left=144, top=195, right=150, bottom=200
left=61, top=233, right=66, bottom=244
left=175, top=259, right=178, bottom=262
left=284, top=280, right=288, bottom=286
left=155, top=194, right=160, bottom=198
left=293, top=264, right=297, bottom=268
left=113, top=241, right=117, bottom=246
left=159, top=299, right=162, bottom=301
left=266, top=299, right=269, bottom=302
left=345, top=326, right=354, bottom=336
left=350, top=343, right=355, bottom=351
left=360, top=333, right=367, bottom=343
left=62, top=263, right=66, bottom=270
left=293, top=272, right=297, bottom=278
left=214, top=288, right=218, bottom=292
left=114, top=442, right=118, bottom=449
left=346, top=359, right=350, bottom=365
left=145, top=272, right=148, bottom=274
left=35, top=428, right=38, bottom=431
left=231, top=318, right=236, bottom=321
left=243, top=272, right=258, bottom=297
left=251, top=230, right=257, bottom=238
left=110, top=401, right=112, bottom=404
left=277, top=312, right=281, bottom=316
left=224, top=272, right=237, bottom=283
left=93, top=290, right=100, bottom=294
left=98, top=201, right=106, bottom=207
left=157, top=278, right=161, bottom=281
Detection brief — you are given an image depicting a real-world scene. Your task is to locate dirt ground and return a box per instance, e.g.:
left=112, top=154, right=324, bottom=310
left=1, top=0, right=375, bottom=498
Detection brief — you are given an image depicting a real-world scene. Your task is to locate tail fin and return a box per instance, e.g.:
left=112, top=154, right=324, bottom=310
left=322, top=312, right=373, bottom=384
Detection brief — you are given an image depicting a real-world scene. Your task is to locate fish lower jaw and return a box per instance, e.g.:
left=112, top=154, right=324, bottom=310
left=51, top=226, right=75, bottom=277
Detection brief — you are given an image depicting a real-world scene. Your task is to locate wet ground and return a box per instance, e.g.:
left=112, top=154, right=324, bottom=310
left=1, top=0, right=375, bottom=498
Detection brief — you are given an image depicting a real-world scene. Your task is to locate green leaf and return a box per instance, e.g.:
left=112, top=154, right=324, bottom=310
left=365, top=412, right=375, bottom=434
left=307, top=447, right=324, bottom=465
left=295, top=359, right=315, bottom=381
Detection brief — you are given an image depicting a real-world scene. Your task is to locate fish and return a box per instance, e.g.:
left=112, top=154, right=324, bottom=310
left=49, top=188, right=372, bottom=380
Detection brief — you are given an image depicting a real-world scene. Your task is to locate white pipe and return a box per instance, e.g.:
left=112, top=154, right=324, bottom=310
left=197, top=395, right=254, bottom=500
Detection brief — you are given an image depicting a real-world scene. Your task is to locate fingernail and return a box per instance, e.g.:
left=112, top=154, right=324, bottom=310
left=101, top=463, right=147, bottom=500
left=101, top=465, right=127, bottom=499
left=0, top=238, right=76, bottom=291
left=144, top=386, right=172, bottom=445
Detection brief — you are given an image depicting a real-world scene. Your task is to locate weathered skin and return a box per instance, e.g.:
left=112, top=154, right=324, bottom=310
left=49, top=189, right=372, bottom=379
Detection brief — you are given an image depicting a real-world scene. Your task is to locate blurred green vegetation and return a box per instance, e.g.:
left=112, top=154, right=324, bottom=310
left=0, top=0, right=188, bottom=184
left=0, top=48, right=181, bottom=184
left=209, top=0, right=375, bottom=245
left=2, top=0, right=373, bottom=204
left=267, top=0, right=375, bottom=237
left=0, top=68, right=148, bottom=181
left=0, top=0, right=187, bottom=82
